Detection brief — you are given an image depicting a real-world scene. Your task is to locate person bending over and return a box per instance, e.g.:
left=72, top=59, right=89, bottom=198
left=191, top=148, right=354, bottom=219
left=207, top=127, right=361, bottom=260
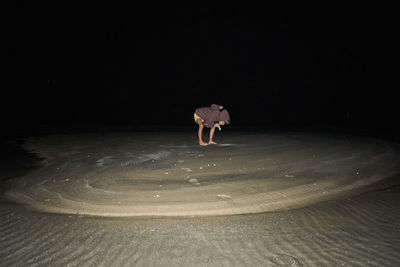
left=194, top=104, right=230, bottom=146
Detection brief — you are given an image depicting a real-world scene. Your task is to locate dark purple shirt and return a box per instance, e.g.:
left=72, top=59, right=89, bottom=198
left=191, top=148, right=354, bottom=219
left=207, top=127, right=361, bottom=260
left=195, top=104, right=230, bottom=128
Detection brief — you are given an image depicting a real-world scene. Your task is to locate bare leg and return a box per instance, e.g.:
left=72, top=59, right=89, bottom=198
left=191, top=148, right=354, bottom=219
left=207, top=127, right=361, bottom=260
left=209, top=126, right=217, bottom=144
left=196, top=119, right=208, bottom=146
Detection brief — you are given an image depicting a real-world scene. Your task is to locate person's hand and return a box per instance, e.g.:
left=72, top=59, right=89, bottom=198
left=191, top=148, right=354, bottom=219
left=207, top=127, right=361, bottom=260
left=218, top=105, right=223, bottom=110
left=214, top=123, right=220, bottom=128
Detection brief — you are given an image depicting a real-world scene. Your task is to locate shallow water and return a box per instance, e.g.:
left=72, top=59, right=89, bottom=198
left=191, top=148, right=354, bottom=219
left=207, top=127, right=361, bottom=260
left=1, top=131, right=400, bottom=266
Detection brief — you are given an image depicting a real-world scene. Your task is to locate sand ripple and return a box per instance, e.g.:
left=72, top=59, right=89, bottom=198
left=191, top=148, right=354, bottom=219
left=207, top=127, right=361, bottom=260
left=1, top=186, right=400, bottom=266
left=4, top=133, right=400, bottom=217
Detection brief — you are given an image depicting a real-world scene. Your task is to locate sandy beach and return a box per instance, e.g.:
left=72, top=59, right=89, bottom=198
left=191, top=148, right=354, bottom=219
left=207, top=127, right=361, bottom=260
left=1, top=132, right=400, bottom=266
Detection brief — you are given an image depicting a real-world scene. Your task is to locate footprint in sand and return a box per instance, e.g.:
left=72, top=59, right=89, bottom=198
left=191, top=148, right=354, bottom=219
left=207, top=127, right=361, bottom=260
left=188, top=178, right=200, bottom=186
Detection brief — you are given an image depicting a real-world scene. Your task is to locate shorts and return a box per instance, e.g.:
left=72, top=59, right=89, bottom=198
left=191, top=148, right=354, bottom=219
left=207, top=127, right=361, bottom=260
left=194, top=113, right=204, bottom=123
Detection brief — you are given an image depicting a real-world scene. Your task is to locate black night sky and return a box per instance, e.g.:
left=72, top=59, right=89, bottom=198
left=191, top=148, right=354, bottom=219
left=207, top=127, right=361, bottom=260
left=8, top=3, right=398, bottom=139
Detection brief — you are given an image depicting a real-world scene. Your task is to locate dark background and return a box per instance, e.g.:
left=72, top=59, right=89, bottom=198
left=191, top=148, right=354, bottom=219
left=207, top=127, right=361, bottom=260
left=6, top=3, right=398, bottom=139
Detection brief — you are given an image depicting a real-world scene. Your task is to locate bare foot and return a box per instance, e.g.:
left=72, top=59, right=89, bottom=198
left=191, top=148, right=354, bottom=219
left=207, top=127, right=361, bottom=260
left=199, top=141, right=209, bottom=146
left=208, top=141, right=217, bottom=145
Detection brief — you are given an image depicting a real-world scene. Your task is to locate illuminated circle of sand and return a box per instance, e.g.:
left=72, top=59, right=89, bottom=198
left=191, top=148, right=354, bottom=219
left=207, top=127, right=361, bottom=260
left=5, top=133, right=400, bottom=217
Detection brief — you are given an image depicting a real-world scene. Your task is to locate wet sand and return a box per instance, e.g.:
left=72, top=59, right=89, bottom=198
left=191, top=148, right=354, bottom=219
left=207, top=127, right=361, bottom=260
left=1, top=131, right=400, bottom=266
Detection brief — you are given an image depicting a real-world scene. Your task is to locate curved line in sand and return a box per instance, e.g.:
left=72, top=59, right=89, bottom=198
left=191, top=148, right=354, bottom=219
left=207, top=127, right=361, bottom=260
left=4, top=133, right=400, bottom=217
